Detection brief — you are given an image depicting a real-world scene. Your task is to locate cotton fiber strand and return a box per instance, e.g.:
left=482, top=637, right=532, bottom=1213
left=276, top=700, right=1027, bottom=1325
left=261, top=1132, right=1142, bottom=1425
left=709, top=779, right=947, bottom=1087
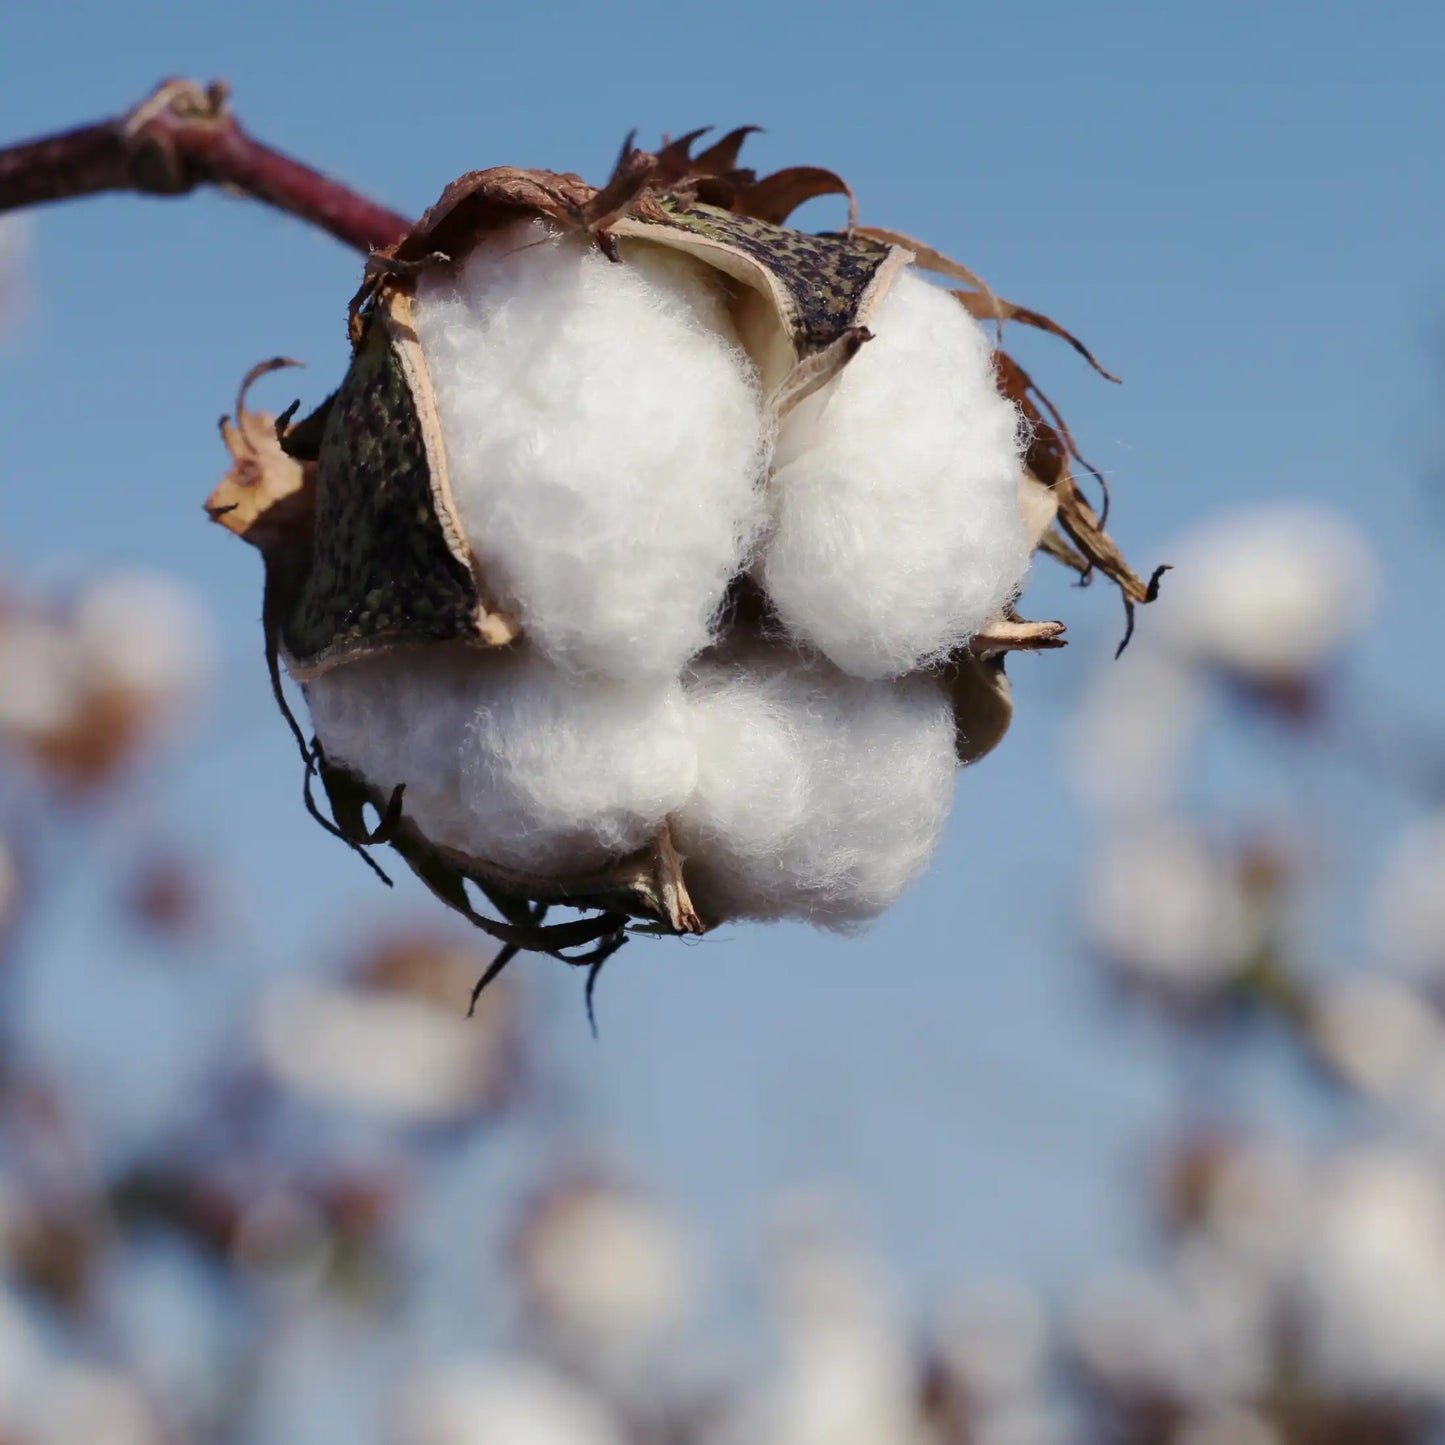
left=413, top=221, right=769, bottom=682
left=305, top=645, right=697, bottom=878
left=674, top=644, right=957, bottom=927
left=759, top=267, right=1031, bottom=679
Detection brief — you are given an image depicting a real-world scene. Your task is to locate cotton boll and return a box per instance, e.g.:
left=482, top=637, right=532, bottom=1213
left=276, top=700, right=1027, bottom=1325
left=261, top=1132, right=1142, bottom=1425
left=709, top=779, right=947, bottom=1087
left=759, top=267, right=1030, bottom=679
left=395, top=1360, right=625, bottom=1445
left=256, top=981, right=508, bottom=1125
left=304, top=645, right=696, bottom=878
left=1297, top=1148, right=1445, bottom=1403
left=72, top=571, right=213, bottom=717
left=1084, top=822, right=1262, bottom=995
left=413, top=220, right=768, bottom=681
left=514, top=1179, right=702, bottom=1369
left=1309, top=976, right=1444, bottom=1104
left=1159, top=505, right=1377, bottom=684
left=675, top=643, right=957, bottom=927
left=1371, top=811, right=1445, bottom=981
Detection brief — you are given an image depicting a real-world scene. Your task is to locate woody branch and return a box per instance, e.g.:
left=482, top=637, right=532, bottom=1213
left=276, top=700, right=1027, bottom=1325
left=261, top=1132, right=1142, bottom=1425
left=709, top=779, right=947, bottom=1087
left=0, top=77, right=410, bottom=255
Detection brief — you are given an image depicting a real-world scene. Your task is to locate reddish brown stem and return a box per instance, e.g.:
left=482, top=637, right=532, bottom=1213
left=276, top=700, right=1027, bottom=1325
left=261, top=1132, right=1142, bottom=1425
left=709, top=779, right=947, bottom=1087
left=0, top=78, right=410, bottom=255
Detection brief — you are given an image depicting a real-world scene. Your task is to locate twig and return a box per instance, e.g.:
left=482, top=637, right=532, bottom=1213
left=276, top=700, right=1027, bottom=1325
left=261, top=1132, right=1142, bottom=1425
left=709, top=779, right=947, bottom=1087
left=0, top=78, right=410, bottom=254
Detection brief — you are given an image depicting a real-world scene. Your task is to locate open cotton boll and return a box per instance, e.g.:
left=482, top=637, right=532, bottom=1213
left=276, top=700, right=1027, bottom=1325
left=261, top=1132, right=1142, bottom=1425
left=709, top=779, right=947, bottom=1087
left=759, top=267, right=1031, bottom=679
left=413, top=220, right=769, bottom=681
left=674, top=644, right=957, bottom=927
left=1159, top=504, right=1378, bottom=684
left=304, top=645, right=696, bottom=878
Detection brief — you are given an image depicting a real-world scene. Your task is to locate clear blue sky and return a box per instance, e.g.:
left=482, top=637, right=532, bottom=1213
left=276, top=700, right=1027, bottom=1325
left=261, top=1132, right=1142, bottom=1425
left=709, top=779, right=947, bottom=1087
left=2, top=0, right=1442, bottom=1307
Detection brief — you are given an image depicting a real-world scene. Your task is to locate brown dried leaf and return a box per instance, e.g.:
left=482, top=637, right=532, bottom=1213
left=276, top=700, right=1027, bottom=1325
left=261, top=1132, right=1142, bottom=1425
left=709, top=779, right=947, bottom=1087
left=994, top=352, right=1151, bottom=605
left=854, top=226, right=1119, bottom=382
left=732, top=166, right=858, bottom=228
left=953, top=291, right=1120, bottom=383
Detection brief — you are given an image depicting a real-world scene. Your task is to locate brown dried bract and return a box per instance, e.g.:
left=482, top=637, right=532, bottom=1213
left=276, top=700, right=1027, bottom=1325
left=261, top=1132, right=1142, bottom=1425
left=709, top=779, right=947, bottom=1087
left=204, top=358, right=314, bottom=555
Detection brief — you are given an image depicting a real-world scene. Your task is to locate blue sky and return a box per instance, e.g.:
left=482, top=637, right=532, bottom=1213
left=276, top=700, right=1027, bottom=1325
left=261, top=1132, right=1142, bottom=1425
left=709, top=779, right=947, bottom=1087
left=2, top=0, right=1443, bottom=1307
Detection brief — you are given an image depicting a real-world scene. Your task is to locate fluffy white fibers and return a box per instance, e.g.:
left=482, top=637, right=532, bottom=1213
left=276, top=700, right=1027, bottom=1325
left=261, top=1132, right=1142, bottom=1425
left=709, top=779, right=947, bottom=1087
left=674, top=643, right=957, bottom=927
left=413, top=221, right=769, bottom=682
left=760, top=267, right=1031, bottom=679
left=304, top=645, right=697, bottom=878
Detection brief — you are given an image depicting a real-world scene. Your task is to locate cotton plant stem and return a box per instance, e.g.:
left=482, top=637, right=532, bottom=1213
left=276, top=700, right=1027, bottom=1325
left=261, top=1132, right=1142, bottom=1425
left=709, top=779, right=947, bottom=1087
left=0, top=78, right=410, bottom=254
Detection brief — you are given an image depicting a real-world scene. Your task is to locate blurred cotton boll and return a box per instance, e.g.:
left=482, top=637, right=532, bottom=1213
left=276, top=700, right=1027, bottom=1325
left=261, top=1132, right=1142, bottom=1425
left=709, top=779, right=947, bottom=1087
left=761, top=267, right=1030, bottom=679
left=71, top=571, right=213, bottom=719
left=1371, top=810, right=1445, bottom=982
left=256, top=979, right=511, bottom=1125
left=1070, top=1251, right=1272, bottom=1410
left=1297, top=1147, right=1445, bottom=1403
left=413, top=220, right=769, bottom=682
left=0, top=571, right=212, bottom=788
left=1174, top=1407, right=1282, bottom=1445
left=1158, top=504, right=1377, bottom=688
left=513, top=1176, right=702, bottom=1372
left=1201, top=1141, right=1311, bottom=1279
left=1084, top=821, right=1263, bottom=996
left=394, top=1359, right=626, bottom=1445
left=733, top=1211, right=925, bottom=1445
left=934, top=1279, right=1049, bottom=1407
left=1067, top=643, right=1207, bottom=819
left=1308, top=974, right=1445, bottom=1103
left=26, top=1365, right=164, bottom=1445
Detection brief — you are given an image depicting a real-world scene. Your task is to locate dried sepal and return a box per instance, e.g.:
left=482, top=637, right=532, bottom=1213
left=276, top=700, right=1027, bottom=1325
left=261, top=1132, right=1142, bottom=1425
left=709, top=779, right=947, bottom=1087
left=730, top=165, right=858, bottom=228
left=205, top=358, right=313, bottom=552
left=944, top=655, right=1013, bottom=767
left=993, top=351, right=1163, bottom=649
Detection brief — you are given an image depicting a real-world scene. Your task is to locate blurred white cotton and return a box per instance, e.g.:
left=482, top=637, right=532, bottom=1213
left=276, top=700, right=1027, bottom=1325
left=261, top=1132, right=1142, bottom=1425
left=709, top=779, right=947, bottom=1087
left=760, top=266, right=1030, bottom=678
left=935, top=1279, right=1049, bottom=1406
left=72, top=570, right=213, bottom=721
left=1067, top=643, right=1206, bottom=818
left=27, top=1366, right=164, bottom=1445
left=1069, top=1257, right=1269, bottom=1407
left=413, top=220, right=768, bottom=681
left=305, top=644, right=696, bottom=877
left=514, top=1178, right=701, bottom=1371
left=1158, top=505, right=1377, bottom=685
left=1174, top=1408, right=1283, bottom=1445
left=1297, top=1148, right=1445, bottom=1403
left=395, top=1359, right=625, bottom=1445
left=675, top=643, right=957, bottom=927
left=734, top=1212, right=923, bottom=1445
left=1084, top=821, right=1262, bottom=993
left=257, top=981, right=505, bottom=1124
left=1371, top=810, right=1445, bottom=981
left=1309, top=975, right=1444, bottom=1103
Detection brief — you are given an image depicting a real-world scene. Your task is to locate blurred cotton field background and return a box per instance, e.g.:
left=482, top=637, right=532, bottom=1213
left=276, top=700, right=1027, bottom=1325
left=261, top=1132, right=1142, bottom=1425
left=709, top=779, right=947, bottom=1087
left=3, top=4, right=1445, bottom=1444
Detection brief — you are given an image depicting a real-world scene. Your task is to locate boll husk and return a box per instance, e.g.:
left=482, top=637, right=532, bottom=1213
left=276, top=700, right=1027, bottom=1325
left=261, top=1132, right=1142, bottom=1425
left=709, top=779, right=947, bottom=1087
left=205, top=130, right=1156, bottom=968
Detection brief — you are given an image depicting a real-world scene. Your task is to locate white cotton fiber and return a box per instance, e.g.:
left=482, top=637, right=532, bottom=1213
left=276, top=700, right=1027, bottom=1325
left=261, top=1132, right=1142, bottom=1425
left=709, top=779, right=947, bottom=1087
left=673, top=643, right=957, bottom=927
left=304, top=645, right=697, bottom=878
left=413, top=220, right=769, bottom=681
left=760, top=267, right=1031, bottom=679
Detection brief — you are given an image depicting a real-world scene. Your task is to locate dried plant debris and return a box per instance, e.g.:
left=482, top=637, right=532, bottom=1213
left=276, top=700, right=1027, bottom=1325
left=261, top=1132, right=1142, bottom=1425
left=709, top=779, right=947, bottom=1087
left=206, top=128, right=1156, bottom=980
